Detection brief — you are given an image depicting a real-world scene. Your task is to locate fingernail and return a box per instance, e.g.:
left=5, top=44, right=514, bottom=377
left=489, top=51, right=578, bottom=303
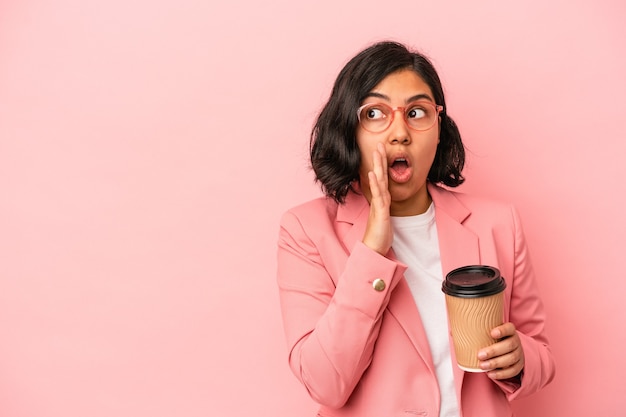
left=477, top=351, right=487, bottom=360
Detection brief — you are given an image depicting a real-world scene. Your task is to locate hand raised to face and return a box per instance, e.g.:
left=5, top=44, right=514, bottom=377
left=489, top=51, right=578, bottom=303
left=362, top=143, right=393, bottom=256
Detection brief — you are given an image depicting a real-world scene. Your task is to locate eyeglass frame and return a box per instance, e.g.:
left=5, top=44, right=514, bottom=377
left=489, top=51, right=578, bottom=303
left=356, top=100, right=444, bottom=133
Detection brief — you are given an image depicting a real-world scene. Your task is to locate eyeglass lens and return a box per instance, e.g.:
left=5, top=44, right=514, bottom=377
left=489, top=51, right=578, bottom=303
left=359, top=101, right=438, bottom=132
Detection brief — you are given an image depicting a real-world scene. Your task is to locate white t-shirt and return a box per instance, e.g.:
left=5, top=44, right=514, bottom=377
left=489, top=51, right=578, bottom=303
left=391, top=203, right=460, bottom=417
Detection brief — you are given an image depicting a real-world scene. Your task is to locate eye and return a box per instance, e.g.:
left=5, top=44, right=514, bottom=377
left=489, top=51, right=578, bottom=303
left=364, top=106, right=386, bottom=120
left=407, top=105, right=427, bottom=119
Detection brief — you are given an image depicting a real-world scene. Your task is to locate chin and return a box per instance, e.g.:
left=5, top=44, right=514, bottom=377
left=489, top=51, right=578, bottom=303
left=391, top=182, right=427, bottom=201
left=390, top=190, right=419, bottom=204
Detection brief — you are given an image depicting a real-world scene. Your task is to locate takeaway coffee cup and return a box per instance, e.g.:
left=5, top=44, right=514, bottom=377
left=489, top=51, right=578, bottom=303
left=442, top=265, right=506, bottom=372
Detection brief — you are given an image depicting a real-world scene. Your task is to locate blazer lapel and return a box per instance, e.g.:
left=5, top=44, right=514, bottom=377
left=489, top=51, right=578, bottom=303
left=429, top=183, right=480, bottom=272
left=386, top=270, right=436, bottom=373
left=429, top=183, right=481, bottom=402
left=336, top=191, right=370, bottom=254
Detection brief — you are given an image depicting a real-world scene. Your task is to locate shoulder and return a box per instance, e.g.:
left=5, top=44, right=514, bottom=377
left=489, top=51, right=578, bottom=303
left=281, top=196, right=338, bottom=222
left=429, top=183, right=518, bottom=225
left=279, top=196, right=340, bottom=236
left=431, top=183, right=509, bottom=207
left=279, top=191, right=370, bottom=245
left=454, top=190, right=512, bottom=213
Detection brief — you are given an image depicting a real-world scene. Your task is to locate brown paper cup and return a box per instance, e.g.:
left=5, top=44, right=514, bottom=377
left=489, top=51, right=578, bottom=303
left=442, top=266, right=506, bottom=372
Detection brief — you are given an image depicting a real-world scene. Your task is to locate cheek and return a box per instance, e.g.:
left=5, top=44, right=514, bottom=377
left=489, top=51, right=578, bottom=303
left=414, top=134, right=440, bottom=170
left=414, top=131, right=439, bottom=151
left=432, top=136, right=440, bottom=153
left=355, top=134, right=373, bottom=172
left=358, top=152, right=373, bottom=177
left=428, top=131, right=440, bottom=152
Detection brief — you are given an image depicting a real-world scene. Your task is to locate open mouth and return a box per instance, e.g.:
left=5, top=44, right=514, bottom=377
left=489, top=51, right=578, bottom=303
left=391, top=157, right=409, bottom=171
left=388, top=156, right=412, bottom=183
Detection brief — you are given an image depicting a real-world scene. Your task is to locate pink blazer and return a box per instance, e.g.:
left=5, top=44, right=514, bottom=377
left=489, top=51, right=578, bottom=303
left=277, top=183, right=555, bottom=417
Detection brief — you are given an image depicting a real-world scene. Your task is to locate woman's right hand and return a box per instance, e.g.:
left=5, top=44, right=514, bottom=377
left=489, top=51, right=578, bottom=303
left=362, top=143, right=393, bottom=256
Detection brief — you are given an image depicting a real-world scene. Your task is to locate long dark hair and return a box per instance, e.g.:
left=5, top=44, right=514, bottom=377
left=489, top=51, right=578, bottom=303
left=310, top=41, right=465, bottom=203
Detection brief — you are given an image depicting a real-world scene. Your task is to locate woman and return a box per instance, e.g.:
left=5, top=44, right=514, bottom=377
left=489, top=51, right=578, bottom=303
left=277, top=41, right=555, bottom=417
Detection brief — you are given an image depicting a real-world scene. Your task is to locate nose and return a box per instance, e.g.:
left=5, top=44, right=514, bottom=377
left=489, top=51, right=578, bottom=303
left=388, top=109, right=411, bottom=145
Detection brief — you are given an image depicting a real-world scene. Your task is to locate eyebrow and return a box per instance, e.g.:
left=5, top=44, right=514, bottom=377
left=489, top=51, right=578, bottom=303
left=364, top=92, right=435, bottom=103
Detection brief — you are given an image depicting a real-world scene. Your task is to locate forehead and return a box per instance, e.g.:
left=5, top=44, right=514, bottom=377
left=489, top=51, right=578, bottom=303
left=369, top=69, right=434, bottom=101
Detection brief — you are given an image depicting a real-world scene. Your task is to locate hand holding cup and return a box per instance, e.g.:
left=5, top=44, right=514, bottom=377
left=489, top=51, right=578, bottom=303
left=478, top=322, right=525, bottom=380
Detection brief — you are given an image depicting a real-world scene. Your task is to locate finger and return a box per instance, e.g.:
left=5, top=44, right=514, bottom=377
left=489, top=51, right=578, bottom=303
left=375, top=143, right=388, bottom=190
left=370, top=147, right=390, bottom=208
left=367, top=171, right=383, bottom=209
left=364, top=169, right=392, bottom=255
left=479, top=341, right=523, bottom=370
left=372, top=145, right=384, bottom=182
left=490, top=322, right=516, bottom=339
left=478, top=333, right=519, bottom=361
left=486, top=344, right=525, bottom=380
left=377, top=142, right=388, bottom=175
left=486, top=357, right=524, bottom=380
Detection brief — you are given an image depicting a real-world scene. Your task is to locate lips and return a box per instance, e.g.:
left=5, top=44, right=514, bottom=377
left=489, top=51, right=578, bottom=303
left=388, top=154, right=412, bottom=183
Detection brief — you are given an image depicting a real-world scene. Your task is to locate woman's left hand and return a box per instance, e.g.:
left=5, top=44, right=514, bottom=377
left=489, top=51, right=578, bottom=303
left=477, top=322, right=525, bottom=380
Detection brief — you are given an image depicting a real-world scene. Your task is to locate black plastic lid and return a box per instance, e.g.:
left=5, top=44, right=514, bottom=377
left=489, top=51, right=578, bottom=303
left=441, top=265, right=506, bottom=298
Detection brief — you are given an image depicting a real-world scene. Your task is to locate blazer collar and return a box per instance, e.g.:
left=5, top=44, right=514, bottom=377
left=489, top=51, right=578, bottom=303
left=336, top=185, right=369, bottom=223
left=428, top=182, right=470, bottom=223
left=428, top=183, right=480, bottom=271
left=336, top=183, right=480, bottom=268
left=336, top=187, right=370, bottom=252
left=336, top=183, right=472, bottom=226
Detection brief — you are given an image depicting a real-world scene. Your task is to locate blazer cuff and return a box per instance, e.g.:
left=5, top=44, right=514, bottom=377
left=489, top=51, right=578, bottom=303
left=333, top=241, right=407, bottom=320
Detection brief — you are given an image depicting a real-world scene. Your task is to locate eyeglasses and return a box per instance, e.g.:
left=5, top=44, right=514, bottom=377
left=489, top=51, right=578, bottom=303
left=356, top=100, right=444, bottom=133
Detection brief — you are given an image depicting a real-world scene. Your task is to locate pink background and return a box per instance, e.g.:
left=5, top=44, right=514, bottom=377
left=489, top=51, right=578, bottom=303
left=1, top=0, right=624, bottom=416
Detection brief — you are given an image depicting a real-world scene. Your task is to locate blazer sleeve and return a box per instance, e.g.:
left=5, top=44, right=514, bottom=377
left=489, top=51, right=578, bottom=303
left=494, top=206, right=556, bottom=400
left=276, top=209, right=407, bottom=408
